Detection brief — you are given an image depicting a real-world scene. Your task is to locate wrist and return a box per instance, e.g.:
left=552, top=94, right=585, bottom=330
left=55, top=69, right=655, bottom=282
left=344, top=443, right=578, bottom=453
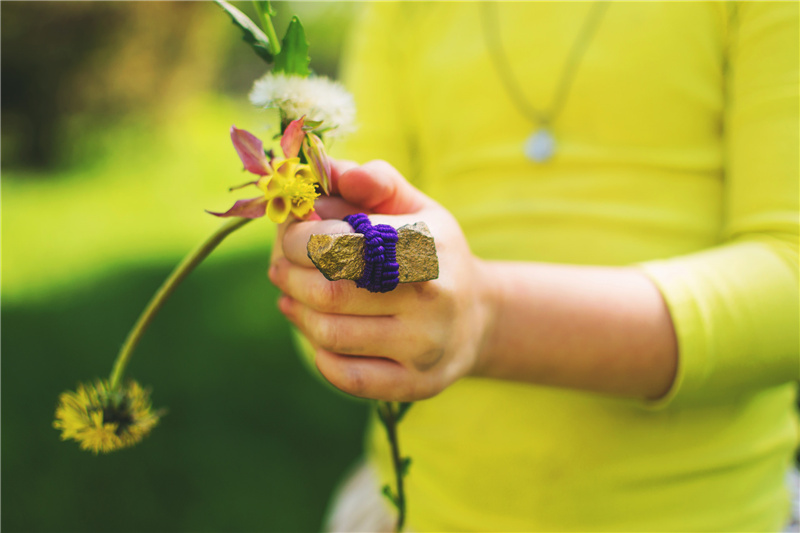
left=467, top=258, right=503, bottom=379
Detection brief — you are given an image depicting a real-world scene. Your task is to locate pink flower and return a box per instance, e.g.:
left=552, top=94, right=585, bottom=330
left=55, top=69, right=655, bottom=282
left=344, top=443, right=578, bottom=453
left=207, top=125, right=320, bottom=223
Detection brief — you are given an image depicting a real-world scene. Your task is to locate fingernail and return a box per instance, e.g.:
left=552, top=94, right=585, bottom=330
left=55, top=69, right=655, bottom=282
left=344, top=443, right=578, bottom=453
left=277, top=294, right=291, bottom=314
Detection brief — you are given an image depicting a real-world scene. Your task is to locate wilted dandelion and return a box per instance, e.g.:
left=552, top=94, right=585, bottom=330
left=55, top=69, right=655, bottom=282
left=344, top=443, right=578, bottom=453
left=54, top=379, right=161, bottom=454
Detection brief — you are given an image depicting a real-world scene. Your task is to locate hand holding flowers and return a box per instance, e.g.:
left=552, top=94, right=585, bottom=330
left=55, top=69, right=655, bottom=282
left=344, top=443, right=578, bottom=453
left=270, top=160, right=495, bottom=401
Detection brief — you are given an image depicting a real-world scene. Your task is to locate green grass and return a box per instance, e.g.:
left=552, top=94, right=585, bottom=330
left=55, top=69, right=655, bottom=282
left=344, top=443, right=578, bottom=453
left=2, top=91, right=370, bottom=532
left=1, top=93, right=283, bottom=303
left=2, top=251, right=369, bottom=532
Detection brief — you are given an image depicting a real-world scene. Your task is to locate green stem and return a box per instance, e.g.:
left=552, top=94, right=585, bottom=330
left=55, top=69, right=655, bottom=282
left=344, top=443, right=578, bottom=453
left=109, top=217, right=254, bottom=389
left=254, top=0, right=281, bottom=56
left=379, top=401, right=408, bottom=532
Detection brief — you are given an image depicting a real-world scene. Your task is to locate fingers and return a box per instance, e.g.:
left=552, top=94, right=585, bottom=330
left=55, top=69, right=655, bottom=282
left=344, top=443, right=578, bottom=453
left=325, top=159, right=433, bottom=217
left=329, top=159, right=359, bottom=195
left=337, top=160, right=433, bottom=215
left=280, top=218, right=354, bottom=269
left=270, top=219, right=289, bottom=265
left=276, top=284, right=443, bottom=401
left=314, top=349, right=415, bottom=401
left=314, top=348, right=442, bottom=401
left=311, top=195, right=365, bottom=221
left=279, top=295, right=429, bottom=359
left=281, top=210, right=431, bottom=269
left=270, top=257, right=407, bottom=315
left=279, top=158, right=435, bottom=272
left=266, top=158, right=457, bottom=402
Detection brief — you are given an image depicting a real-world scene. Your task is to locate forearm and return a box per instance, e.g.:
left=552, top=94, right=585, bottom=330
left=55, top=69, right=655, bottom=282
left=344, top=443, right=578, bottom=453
left=274, top=162, right=682, bottom=402
left=475, top=260, right=678, bottom=400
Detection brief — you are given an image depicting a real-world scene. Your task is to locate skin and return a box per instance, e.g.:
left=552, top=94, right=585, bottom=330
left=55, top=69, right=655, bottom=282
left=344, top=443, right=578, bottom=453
left=269, top=160, right=678, bottom=402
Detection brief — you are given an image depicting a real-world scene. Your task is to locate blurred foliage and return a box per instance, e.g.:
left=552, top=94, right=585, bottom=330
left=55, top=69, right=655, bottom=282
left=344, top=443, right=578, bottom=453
left=1, top=1, right=357, bottom=172
left=2, top=2, right=368, bottom=531
left=2, top=94, right=281, bottom=302
left=2, top=1, right=359, bottom=302
left=3, top=253, right=369, bottom=532
left=3, top=2, right=228, bottom=170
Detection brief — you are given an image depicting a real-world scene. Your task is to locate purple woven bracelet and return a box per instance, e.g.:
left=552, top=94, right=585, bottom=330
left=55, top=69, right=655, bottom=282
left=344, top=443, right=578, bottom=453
left=343, top=213, right=399, bottom=293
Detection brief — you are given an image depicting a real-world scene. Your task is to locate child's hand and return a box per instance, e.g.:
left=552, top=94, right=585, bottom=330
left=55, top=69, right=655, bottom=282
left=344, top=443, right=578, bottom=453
left=269, top=160, right=494, bottom=401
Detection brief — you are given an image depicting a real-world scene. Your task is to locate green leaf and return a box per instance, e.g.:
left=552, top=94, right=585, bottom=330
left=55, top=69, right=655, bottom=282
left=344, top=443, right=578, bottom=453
left=214, top=0, right=274, bottom=63
left=400, top=457, right=412, bottom=478
left=273, top=16, right=310, bottom=76
left=396, top=402, right=413, bottom=422
left=381, top=484, right=399, bottom=508
left=375, top=401, right=390, bottom=427
left=301, top=119, right=324, bottom=131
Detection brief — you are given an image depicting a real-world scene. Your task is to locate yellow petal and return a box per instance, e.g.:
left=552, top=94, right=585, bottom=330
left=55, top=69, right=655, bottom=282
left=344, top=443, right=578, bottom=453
left=291, top=199, right=315, bottom=219
left=295, top=166, right=317, bottom=184
left=273, top=157, right=301, bottom=178
left=267, top=196, right=291, bottom=224
left=265, top=176, right=284, bottom=198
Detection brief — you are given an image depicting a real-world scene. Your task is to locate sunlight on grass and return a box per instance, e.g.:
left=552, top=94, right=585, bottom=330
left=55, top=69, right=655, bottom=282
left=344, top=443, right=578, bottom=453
left=2, top=94, right=287, bottom=303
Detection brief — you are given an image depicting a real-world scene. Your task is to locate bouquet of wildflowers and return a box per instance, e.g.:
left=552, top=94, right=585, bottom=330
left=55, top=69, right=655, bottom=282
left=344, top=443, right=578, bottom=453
left=53, top=2, right=410, bottom=530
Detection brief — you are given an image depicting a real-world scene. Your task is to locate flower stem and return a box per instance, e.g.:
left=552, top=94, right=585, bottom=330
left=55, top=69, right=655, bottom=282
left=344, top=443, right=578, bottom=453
left=253, top=0, right=281, bottom=56
left=109, top=217, right=254, bottom=389
left=378, top=401, right=410, bottom=532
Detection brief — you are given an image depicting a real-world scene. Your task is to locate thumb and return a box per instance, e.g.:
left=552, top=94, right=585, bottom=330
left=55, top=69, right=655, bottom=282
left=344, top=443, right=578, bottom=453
left=335, top=159, right=432, bottom=215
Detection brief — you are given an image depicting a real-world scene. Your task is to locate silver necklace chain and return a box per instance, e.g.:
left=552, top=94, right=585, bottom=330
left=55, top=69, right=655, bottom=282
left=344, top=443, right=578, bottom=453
left=481, top=2, right=609, bottom=163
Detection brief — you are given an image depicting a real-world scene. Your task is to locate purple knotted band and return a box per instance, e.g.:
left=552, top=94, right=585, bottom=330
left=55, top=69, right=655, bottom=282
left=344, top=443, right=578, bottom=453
left=343, top=213, right=399, bottom=293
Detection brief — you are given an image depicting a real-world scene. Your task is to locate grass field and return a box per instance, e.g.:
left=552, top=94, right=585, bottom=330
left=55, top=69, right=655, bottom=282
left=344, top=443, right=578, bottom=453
left=2, top=248, right=371, bottom=532
left=2, top=93, right=370, bottom=532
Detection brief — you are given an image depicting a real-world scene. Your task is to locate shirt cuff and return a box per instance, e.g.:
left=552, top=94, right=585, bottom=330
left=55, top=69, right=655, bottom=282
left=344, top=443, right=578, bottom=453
left=636, top=259, right=714, bottom=409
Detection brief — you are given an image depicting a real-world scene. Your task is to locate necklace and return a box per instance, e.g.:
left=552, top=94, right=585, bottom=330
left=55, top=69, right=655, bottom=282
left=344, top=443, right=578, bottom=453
left=481, top=2, right=608, bottom=163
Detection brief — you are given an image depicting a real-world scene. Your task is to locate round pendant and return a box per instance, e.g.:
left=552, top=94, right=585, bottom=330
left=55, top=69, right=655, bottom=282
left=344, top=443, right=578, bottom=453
left=524, top=129, right=555, bottom=163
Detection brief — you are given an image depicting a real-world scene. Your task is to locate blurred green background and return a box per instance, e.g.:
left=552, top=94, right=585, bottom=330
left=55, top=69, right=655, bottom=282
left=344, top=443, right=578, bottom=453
left=2, top=2, right=370, bottom=531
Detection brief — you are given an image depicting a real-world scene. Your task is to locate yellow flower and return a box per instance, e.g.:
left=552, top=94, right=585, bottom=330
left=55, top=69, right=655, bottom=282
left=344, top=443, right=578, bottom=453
left=208, top=126, right=321, bottom=224
left=260, top=157, right=319, bottom=223
left=53, top=379, right=161, bottom=454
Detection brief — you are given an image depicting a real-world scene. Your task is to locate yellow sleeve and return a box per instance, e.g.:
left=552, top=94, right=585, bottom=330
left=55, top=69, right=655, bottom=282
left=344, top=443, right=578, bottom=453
left=641, top=2, right=799, bottom=406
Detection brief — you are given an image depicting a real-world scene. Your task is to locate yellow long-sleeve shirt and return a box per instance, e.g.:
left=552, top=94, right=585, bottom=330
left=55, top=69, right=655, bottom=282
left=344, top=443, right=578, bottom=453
left=335, top=2, right=799, bottom=530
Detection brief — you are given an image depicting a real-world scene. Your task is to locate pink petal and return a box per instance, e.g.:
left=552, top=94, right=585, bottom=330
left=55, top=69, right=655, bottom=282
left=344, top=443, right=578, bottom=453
left=280, top=117, right=305, bottom=159
left=303, top=133, right=332, bottom=195
left=206, top=196, right=267, bottom=218
left=230, top=126, right=270, bottom=176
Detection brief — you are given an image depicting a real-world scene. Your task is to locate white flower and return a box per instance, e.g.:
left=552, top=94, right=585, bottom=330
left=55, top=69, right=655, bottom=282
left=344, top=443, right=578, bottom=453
left=249, top=72, right=356, bottom=138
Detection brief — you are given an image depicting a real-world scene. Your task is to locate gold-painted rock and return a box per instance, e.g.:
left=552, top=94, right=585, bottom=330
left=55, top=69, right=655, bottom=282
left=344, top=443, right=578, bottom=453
left=307, top=221, right=439, bottom=283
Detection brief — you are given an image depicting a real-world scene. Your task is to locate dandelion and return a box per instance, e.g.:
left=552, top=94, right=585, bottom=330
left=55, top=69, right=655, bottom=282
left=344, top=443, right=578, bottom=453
left=250, top=72, right=356, bottom=138
left=53, top=212, right=252, bottom=454
left=54, top=379, right=161, bottom=454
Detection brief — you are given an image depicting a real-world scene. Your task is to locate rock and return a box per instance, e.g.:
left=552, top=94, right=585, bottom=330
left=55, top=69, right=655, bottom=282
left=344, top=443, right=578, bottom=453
left=306, top=233, right=364, bottom=282
left=396, top=222, right=439, bottom=283
left=307, top=221, right=439, bottom=284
